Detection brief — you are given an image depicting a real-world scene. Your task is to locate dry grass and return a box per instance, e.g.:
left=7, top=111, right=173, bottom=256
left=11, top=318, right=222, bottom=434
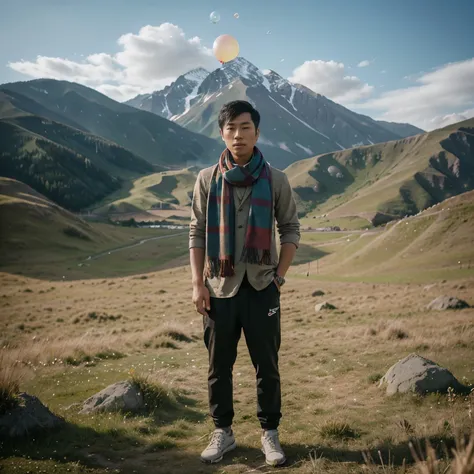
left=408, top=433, right=474, bottom=473
left=0, top=353, right=23, bottom=415
left=0, top=263, right=473, bottom=473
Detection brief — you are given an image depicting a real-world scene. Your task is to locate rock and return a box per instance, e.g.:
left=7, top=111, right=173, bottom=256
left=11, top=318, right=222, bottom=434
left=311, top=290, right=325, bottom=297
left=427, top=296, right=470, bottom=310
left=79, top=380, right=144, bottom=414
left=379, top=353, right=470, bottom=396
left=315, top=302, right=336, bottom=312
left=0, top=393, right=65, bottom=437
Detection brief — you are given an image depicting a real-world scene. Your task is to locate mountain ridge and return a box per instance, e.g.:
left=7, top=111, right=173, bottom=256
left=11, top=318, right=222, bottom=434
left=125, top=57, right=425, bottom=167
left=285, top=117, right=474, bottom=222
left=0, top=78, right=221, bottom=168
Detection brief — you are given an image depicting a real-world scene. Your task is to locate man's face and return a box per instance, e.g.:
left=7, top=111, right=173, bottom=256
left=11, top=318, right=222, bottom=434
left=220, top=112, right=259, bottom=160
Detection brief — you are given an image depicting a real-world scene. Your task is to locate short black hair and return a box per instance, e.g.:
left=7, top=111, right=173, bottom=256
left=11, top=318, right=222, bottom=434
left=218, top=100, right=260, bottom=131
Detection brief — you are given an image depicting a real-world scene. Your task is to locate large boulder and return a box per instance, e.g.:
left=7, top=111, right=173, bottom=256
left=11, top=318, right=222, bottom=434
left=0, top=393, right=65, bottom=437
left=427, top=296, right=470, bottom=310
left=79, top=380, right=144, bottom=414
left=379, top=353, right=470, bottom=396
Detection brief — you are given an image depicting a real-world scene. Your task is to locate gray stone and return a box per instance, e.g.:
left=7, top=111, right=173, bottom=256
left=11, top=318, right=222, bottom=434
left=379, top=353, right=470, bottom=396
left=0, top=393, right=65, bottom=437
left=427, top=296, right=470, bottom=310
left=315, top=302, right=336, bottom=312
left=79, top=380, right=144, bottom=414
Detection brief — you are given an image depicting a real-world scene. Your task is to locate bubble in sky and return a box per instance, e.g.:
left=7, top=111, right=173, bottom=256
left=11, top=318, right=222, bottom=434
left=234, top=12, right=239, bottom=19
left=213, top=34, right=239, bottom=64
left=266, top=30, right=271, bottom=35
left=210, top=11, right=220, bottom=23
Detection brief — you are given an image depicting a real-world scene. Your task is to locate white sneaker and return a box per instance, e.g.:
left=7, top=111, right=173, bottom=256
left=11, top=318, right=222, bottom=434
left=261, top=429, right=286, bottom=466
left=200, top=428, right=236, bottom=463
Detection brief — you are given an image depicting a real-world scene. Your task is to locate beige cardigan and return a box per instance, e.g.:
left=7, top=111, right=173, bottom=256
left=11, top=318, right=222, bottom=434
left=189, top=164, right=300, bottom=298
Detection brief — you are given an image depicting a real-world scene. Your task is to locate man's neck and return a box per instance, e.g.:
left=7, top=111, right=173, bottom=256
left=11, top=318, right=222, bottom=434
left=232, top=151, right=253, bottom=167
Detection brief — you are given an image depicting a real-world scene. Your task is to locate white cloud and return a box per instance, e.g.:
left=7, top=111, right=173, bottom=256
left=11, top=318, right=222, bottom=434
left=288, top=60, right=374, bottom=104
left=357, top=59, right=373, bottom=68
left=354, top=57, right=474, bottom=130
left=427, top=107, right=474, bottom=130
left=8, top=23, right=215, bottom=101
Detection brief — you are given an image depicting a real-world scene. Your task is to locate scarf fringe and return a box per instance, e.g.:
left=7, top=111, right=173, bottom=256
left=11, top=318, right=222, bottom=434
left=240, top=247, right=273, bottom=265
left=205, top=257, right=235, bottom=278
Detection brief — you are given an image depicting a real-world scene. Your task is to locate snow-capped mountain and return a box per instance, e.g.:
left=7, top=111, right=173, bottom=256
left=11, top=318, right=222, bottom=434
left=125, top=58, right=424, bottom=169
left=125, top=67, right=209, bottom=119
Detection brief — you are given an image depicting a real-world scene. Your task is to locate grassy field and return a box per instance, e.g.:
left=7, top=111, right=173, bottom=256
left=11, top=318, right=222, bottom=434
left=0, top=177, right=188, bottom=280
left=1, top=266, right=473, bottom=473
left=1, top=185, right=474, bottom=473
left=299, top=216, right=373, bottom=231
left=92, top=168, right=199, bottom=216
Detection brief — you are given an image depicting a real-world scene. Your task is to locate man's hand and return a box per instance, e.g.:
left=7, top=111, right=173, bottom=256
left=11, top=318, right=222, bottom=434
left=273, top=277, right=281, bottom=292
left=192, top=282, right=211, bottom=316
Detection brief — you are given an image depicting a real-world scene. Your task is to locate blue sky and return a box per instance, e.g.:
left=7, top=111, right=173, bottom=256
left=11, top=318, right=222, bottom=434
left=2, top=0, right=474, bottom=130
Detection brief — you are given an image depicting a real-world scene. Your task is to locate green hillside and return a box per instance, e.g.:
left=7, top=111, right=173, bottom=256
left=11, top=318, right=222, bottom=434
left=0, top=177, right=178, bottom=274
left=0, top=79, right=221, bottom=168
left=295, top=190, right=474, bottom=282
left=0, top=177, right=111, bottom=266
left=93, top=168, right=199, bottom=214
left=0, top=114, right=157, bottom=211
left=286, top=118, right=474, bottom=223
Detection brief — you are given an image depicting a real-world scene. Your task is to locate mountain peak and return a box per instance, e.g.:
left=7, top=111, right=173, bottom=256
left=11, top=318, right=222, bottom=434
left=215, top=56, right=271, bottom=92
left=183, top=67, right=209, bottom=83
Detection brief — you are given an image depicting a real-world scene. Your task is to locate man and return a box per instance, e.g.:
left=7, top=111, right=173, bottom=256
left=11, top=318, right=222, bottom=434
left=189, top=100, right=300, bottom=466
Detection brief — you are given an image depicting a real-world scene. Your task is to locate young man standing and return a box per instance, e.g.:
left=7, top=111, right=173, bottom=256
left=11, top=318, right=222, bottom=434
left=189, top=100, right=300, bottom=466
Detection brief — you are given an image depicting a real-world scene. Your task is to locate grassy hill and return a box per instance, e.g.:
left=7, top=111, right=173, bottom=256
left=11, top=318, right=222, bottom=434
left=0, top=79, right=221, bottom=168
left=93, top=168, right=199, bottom=215
left=0, top=177, right=110, bottom=264
left=0, top=114, right=158, bottom=211
left=295, top=190, right=474, bottom=282
left=286, top=118, right=474, bottom=223
left=0, top=178, right=184, bottom=278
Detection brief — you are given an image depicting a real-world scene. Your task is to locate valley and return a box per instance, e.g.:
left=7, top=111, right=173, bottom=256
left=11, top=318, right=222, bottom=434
left=1, top=57, right=474, bottom=474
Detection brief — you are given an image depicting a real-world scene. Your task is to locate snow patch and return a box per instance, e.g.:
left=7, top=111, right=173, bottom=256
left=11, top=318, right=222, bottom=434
left=278, top=142, right=293, bottom=153
left=258, top=136, right=275, bottom=147
left=184, top=68, right=209, bottom=83
left=184, top=84, right=200, bottom=113
left=295, top=143, right=313, bottom=155
left=162, top=97, right=171, bottom=118
left=268, top=96, right=330, bottom=139
left=30, top=86, right=49, bottom=94
left=261, top=74, right=271, bottom=92
left=288, top=86, right=297, bottom=111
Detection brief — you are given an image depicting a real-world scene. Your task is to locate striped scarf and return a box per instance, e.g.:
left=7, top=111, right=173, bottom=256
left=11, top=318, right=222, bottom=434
left=205, top=147, right=273, bottom=278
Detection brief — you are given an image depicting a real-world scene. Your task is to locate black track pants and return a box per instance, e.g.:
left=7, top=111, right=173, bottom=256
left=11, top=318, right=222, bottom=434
left=203, top=275, right=282, bottom=430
